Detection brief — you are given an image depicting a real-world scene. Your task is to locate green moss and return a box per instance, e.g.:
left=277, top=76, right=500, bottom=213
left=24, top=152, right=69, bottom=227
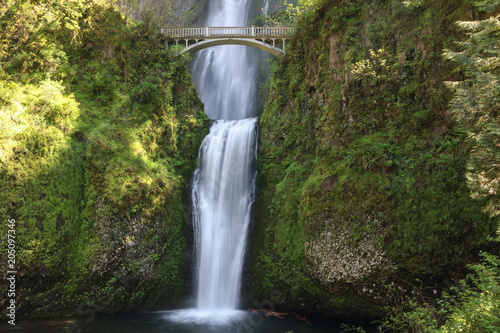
left=0, top=0, right=208, bottom=318
left=250, top=0, right=497, bottom=319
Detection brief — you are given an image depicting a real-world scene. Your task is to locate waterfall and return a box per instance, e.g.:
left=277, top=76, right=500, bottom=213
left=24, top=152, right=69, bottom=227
left=191, top=0, right=259, bottom=313
left=169, top=0, right=262, bottom=323
left=192, top=119, right=257, bottom=311
left=190, top=0, right=257, bottom=120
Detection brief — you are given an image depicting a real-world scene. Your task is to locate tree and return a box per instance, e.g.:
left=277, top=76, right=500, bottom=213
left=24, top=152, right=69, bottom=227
left=254, top=0, right=323, bottom=26
left=444, top=0, right=500, bottom=218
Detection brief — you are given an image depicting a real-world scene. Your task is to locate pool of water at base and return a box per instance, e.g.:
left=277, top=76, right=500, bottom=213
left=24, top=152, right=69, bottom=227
left=0, top=310, right=375, bottom=333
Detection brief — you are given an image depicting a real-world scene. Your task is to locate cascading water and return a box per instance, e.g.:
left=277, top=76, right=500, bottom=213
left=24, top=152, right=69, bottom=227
left=192, top=118, right=257, bottom=312
left=168, top=0, right=262, bottom=324
left=191, top=0, right=259, bottom=314
left=190, top=0, right=258, bottom=120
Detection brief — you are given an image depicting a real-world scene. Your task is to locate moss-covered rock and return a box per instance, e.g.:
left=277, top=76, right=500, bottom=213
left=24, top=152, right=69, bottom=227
left=249, top=0, right=498, bottom=319
left=0, top=0, right=208, bottom=318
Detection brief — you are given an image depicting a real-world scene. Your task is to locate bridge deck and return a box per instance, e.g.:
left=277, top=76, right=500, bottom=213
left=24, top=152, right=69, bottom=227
left=164, top=26, right=293, bottom=39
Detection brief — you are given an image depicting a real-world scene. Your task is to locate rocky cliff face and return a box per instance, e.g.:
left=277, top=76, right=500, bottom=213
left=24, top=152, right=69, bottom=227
left=121, top=0, right=208, bottom=27
left=248, top=0, right=497, bottom=319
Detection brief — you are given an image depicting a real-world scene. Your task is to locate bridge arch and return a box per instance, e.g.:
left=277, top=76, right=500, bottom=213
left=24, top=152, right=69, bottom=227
left=179, top=38, right=285, bottom=57
left=164, top=26, right=292, bottom=58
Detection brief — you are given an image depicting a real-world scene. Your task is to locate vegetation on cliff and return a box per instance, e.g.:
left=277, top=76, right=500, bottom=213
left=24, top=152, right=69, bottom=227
left=250, top=0, right=499, bottom=325
left=114, top=0, right=208, bottom=28
left=0, top=0, right=208, bottom=318
left=1, top=0, right=498, bottom=328
left=379, top=1, right=500, bottom=331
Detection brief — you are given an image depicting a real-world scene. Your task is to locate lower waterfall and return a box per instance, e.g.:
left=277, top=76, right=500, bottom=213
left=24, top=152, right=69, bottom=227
left=192, top=118, right=258, bottom=311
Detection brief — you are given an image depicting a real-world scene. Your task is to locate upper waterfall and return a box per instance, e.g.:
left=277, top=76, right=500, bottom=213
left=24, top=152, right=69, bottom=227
left=190, top=0, right=259, bottom=120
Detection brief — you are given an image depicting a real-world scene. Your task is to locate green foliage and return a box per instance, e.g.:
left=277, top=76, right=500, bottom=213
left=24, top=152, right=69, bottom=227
left=113, top=0, right=176, bottom=30
left=444, top=0, right=500, bottom=218
left=251, top=0, right=497, bottom=319
left=340, top=323, right=367, bottom=333
left=0, top=78, right=86, bottom=284
left=378, top=253, right=500, bottom=333
left=253, top=10, right=293, bottom=26
left=440, top=253, right=500, bottom=332
left=377, top=3, right=500, bottom=331
left=253, top=0, right=324, bottom=26
left=0, top=0, right=208, bottom=318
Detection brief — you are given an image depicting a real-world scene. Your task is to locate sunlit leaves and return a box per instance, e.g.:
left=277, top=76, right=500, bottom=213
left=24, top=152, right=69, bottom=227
left=444, top=2, right=500, bottom=216
left=255, top=0, right=324, bottom=26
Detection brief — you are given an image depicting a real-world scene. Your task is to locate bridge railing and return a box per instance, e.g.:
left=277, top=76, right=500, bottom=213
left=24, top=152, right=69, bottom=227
left=254, top=26, right=293, bottom=36
left=164, top=26, right=293, bottom=38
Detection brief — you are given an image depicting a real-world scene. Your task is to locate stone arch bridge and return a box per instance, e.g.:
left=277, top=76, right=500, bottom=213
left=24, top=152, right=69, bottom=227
left=163, top=26, right=293, bottom=57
